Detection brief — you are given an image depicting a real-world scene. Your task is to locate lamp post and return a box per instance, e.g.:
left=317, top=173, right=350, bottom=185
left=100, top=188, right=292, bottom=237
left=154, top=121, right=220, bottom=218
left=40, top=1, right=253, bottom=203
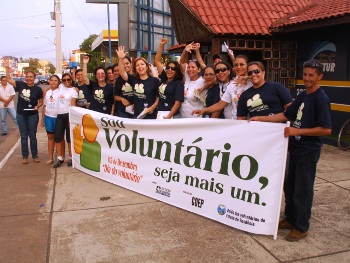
left=35, top=35, right=62, bottom=75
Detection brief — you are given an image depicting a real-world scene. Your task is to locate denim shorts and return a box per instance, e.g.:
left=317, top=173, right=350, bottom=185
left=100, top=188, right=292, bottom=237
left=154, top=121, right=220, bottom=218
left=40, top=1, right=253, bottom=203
left=45, top=115, right=57, bottom=134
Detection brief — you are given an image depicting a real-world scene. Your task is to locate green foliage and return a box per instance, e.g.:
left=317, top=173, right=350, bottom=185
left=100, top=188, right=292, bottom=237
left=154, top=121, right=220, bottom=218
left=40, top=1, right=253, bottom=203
left=22, top=58, right=41, bottom=74
left=79, top=34, right=98, bottom=53
left=79, top=34, right=102, bottom=73
left=47, top=62, right=56, bottom=74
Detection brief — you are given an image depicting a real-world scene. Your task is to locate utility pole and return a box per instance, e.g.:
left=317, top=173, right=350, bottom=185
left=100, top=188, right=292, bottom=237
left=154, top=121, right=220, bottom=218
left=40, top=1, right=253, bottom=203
left=54, top=0, right=63, bottom=75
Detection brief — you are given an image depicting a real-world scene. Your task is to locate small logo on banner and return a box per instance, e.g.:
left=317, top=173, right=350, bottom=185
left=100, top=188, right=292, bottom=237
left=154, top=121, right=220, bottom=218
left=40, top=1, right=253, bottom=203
left=217, top=204, right=226, bottom=215
left=192, top=197, right=204, bottom=208
left=156, top=186, right=171, bottom=197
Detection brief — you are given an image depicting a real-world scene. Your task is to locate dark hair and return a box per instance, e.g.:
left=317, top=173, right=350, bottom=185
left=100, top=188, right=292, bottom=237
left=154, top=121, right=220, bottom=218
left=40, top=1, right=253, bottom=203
left=61, top=73, right=72, bottom=80
left=166, top=60, right=183, bottom=82
left=75, top=69, right=83, bottom=75
left=234, top=55, right=249, bottom=64
left=203, top=66, right=215, bottom=75
left=303, top=59, right=323, bottom=74
left=0, top=76, right=6, bottom=81
left=187, top=60, right=201, bottom=70
left=25, top=71, right=36, bottom=78
left=214, top=61, right=234, bottom=79
left=112, top=63, right=119, bottom=71
left=212, top=54, right=221, bottom=61
left=49, top=74, right=60, bottom=83
left=248, top=61, right=265, bottom=71
left=105, top=66, right=113, bottom=72
left=123, top=56, right=132, bottom=63
left=93, top=66, right=106, bottom=81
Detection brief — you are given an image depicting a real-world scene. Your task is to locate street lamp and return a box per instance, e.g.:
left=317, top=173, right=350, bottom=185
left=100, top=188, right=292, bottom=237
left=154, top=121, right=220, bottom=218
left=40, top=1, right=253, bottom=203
left=35, top=35, right=56, bottom=45
left=34, top=35, right=62, bottom=75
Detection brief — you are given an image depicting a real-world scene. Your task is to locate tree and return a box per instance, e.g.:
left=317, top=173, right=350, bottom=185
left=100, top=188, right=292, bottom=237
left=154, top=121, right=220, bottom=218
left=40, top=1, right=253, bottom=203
left=79, top=34, right=98, bottom=53
left=47, top=62, right=56, bottom=74
left=22, top=58, right=41, bottom=74
left=79, top=34, right=102, bottom=73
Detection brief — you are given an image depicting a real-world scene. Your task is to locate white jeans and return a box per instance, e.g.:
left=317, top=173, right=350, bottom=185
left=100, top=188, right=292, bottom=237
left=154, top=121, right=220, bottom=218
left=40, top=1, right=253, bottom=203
left=0, top=107, right=18, bottom=133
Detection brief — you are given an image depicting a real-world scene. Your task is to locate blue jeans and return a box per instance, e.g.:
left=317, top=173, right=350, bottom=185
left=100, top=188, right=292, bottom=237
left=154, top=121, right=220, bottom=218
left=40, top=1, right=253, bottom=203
left=284, top=149, right=321, bottom=233
left=1, top=107, right=18, bottom=133
left=16, top=113, right=39, bottom=159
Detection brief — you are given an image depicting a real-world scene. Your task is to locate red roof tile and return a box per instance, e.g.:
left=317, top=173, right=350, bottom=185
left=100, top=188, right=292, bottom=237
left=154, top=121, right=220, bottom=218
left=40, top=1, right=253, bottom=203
left=271, top=0, right=350, bottom=29
left=180, top=0, right=312, bottom=35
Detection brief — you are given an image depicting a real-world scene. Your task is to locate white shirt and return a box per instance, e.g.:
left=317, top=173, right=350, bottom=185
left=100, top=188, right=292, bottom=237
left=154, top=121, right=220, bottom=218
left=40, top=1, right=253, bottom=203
left=44, top=88, right=60, bottom=117
left=57, top=84, right=78, bottom=114
left=180, top=71, right=206, bottom=118
left=0, top=83, right=16, bottom=108
left=221, top=77, right=252, bottom=119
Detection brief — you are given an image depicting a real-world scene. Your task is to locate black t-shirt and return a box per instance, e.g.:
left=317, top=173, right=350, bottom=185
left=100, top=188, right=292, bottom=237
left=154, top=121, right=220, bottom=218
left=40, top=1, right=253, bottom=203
left=113, top=75, right=134, bottom=117
left=158, top=70, right=184, bottom=113
left=15, top=81, right=43, bottom=115
left=75, top=83, right=91, bottom=108
left=88, top=80, right=114, bottom=114
left=203, top=83, right=224, bottom=118
left=127, top=75, right=160, bottom=119
left=237, top=82, right=292, bottom=118
left=284, top=88, right=332, bottom=155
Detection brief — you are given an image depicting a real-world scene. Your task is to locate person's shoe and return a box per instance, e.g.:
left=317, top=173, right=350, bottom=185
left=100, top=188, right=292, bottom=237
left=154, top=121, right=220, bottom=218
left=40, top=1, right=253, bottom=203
left=1, top=132, right=7, bottom=136
left=278, top=219, right=293, bottom=230
left=53, top=159, right=64, bottom=168
left=286, top=229, right=308, bottom=242
left=67, top=159, right=72, bottom=167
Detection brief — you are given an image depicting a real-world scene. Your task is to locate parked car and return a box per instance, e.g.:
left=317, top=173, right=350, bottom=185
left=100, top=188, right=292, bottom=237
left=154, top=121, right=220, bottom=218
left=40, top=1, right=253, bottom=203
left=39, top=76, right=49, bottom=84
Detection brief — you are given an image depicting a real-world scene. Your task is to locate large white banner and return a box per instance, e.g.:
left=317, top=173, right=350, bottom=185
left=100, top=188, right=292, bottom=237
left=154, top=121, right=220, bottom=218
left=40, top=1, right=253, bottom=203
left=70, top=107, right=289, bottom=239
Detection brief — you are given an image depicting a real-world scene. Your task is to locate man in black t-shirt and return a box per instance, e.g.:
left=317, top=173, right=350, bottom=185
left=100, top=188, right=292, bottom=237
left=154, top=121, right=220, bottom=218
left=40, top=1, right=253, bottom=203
left=250, top=60, right=332, bottom=242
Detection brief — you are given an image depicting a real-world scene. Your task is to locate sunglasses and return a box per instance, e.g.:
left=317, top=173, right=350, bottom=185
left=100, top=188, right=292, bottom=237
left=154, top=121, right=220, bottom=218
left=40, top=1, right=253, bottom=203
left=166, top=65, right=176, bottom=71
left=303, top=61, right=323, bottom=69
left=62, top=78, right=72, bottom=82
left=247, top=69, right=261, bottom=76
left=214, top=67, right=228, bottom=74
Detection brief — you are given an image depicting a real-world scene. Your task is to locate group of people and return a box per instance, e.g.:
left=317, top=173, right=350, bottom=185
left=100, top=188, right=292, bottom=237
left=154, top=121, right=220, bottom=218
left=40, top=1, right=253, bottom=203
left=1, top=39, right=332, bottom=243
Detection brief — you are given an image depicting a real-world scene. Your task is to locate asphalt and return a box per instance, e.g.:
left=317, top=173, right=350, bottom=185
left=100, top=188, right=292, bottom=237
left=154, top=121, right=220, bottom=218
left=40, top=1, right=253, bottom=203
left=0, top=117, right=349, bottom=263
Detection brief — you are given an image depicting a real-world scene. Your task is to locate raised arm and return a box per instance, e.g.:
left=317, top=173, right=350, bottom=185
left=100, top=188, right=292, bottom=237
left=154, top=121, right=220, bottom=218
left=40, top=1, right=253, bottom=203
left=149, top=64, right=159, bottom=79
left=4, top=59, right=16, bottom=87
left=155, top=38, right=167, bottom=74
left=193, top=43, right=206, bottom=70
left=180, top=42, right=194, bottom=73
left=82, top=56, right=90, bottom=85
left=227, top=48, right=235, bottom=65
left=116, top=46, right=129, bottom=81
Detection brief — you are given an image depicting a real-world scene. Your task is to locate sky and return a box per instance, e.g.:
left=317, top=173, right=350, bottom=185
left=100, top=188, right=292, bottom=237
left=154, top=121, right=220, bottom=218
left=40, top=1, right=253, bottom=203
left=0, top=0, right=118, bottom=65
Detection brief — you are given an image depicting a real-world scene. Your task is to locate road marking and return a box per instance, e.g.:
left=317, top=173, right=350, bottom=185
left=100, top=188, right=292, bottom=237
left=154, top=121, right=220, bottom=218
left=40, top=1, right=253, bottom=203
left=0, top=138, right=20, bottom=170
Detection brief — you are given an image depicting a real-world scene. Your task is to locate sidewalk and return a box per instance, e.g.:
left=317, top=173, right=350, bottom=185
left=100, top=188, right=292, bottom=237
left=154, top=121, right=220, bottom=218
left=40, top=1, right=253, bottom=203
left=0, top=125, right=349, bottom=263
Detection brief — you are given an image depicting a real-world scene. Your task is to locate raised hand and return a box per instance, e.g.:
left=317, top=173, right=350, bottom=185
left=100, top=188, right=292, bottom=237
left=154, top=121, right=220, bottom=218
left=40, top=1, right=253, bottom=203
left=160, top=38, right=167, bottom=46
left=116, top=46, right=128, bottom=59
left=185, top=42, right=194, bottom=53
left=83, top=55, right=89, bottom=64
left=192, top=43, right=201, bottom=51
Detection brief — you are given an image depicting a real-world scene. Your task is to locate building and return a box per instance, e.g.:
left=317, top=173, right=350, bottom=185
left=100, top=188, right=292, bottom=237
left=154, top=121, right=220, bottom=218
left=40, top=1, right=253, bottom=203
left=86, top=0, right=176, bottom=61
left=168, top=0, right=350, bottom=138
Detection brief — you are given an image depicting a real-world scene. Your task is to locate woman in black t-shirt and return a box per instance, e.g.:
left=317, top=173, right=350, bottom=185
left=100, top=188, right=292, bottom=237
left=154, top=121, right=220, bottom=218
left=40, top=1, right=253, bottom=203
left=117, top=46, right=159, bottom=119
left=4, top=59, right=43, bottom=164
left=82, top=56, right=114, bottom=115
left=154, top=38, right=184, bottom=119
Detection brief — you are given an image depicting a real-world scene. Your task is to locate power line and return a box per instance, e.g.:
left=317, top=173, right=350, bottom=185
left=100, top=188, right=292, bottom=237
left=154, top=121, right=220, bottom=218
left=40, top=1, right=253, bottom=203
left=0, top=14, right=49, bottom=22
left=69, top=0, right=92, bottom=34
